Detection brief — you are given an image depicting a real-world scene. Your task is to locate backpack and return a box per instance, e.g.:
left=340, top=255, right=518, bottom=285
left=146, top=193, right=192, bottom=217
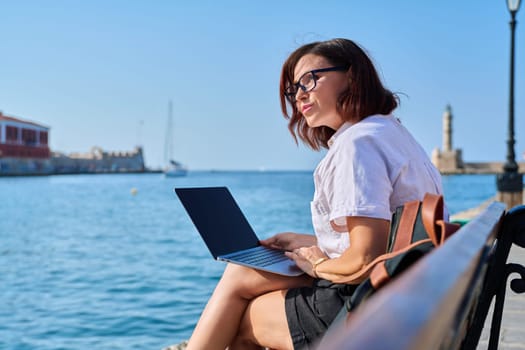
left=340, top=193, right=461, bottom=314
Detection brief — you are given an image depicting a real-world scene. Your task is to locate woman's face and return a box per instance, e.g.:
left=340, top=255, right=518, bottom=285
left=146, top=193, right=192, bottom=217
left=293, top=54, right=348, bottom=130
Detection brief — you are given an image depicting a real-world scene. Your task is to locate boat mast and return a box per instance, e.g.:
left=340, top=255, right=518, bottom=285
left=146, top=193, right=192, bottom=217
left=164, top=100, right=173, bottom=164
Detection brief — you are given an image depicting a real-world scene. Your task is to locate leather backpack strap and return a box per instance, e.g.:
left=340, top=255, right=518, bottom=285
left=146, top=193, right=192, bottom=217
left=391, top=200, right=420, bottom=252
left=333, top=238, right=433, bottom=284
left=421, top=193, right=444, bottom=246
left=369, top=261, right=390, bottom=289
left=368, top=239, right=436, bottom=290
left=435, top=220, right=461, bottom=245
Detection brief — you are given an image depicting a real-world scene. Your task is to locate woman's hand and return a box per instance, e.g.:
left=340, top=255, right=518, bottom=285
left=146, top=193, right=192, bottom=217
left=285, top=246, right=328, bottom=277
left=260, top=232, right=316, bottom=251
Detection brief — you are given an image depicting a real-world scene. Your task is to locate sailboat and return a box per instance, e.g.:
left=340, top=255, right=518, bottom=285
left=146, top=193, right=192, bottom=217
left=164, top=100, right=188, bottom=177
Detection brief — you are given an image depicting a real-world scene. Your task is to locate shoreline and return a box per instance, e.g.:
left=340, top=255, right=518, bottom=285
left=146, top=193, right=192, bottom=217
left=0, top=169, right=163, bottom=177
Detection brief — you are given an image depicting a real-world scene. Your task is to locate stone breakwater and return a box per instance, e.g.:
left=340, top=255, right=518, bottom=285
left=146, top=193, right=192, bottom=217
left=0, top=146, right=146, bottom=176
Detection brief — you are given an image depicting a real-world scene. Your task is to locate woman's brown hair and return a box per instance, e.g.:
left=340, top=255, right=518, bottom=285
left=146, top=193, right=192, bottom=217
left=279, top=38, right=399, bottom=150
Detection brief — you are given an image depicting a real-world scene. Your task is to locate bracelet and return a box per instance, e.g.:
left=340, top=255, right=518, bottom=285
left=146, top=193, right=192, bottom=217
left=312, top=257, right=328, bottom=278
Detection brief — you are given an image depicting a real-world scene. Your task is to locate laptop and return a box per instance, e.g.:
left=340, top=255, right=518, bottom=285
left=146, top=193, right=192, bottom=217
left=174, top=186, right=304, bottom=276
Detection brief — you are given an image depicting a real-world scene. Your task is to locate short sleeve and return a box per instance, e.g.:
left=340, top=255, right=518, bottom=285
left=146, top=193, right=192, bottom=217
left=327, top=133, right=393, bottom=221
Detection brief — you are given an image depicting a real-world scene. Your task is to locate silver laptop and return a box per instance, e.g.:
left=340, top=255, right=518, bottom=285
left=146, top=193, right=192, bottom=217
left=175, top=186, right=303, bottom=276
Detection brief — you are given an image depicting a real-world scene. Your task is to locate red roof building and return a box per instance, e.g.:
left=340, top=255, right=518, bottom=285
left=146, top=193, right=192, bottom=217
left=0, top=112, right=50, bottom=158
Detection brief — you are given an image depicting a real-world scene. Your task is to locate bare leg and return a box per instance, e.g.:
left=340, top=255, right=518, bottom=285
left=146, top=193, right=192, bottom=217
left=186, top=264, right=312, bottom=350
left=230, top=289, right=294, bottom=350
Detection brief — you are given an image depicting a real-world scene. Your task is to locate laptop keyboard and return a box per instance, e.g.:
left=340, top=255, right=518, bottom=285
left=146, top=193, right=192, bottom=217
left=226, top=247, right=290, bottom=267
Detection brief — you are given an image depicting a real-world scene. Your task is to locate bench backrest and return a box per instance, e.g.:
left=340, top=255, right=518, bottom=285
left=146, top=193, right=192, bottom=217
left=317, top=202, right=508, bottom=350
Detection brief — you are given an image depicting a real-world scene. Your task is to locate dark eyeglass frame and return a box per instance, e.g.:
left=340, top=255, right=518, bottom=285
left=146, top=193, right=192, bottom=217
left=285, top=66, right=348, bottom=102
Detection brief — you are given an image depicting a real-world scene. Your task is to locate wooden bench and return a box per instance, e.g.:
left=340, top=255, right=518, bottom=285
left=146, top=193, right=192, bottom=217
left=317, top=202, right=525, bottom=350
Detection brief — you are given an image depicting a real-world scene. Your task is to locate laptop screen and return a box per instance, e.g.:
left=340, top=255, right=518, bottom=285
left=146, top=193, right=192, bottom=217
left=175, top=187, right=260, bottom=258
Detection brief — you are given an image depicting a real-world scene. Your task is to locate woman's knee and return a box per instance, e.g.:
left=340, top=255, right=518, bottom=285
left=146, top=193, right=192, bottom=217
left=219, top=264, right=274, bottom=299
left=219, top=263, right=312, bottom=301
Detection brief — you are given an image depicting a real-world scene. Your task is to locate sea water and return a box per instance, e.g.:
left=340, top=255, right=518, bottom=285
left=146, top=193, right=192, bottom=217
left=0, top=172, right=497, bottom=349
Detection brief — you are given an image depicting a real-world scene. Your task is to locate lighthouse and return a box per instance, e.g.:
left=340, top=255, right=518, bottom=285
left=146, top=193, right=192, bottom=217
left=431, top=105, right=463, bottom=173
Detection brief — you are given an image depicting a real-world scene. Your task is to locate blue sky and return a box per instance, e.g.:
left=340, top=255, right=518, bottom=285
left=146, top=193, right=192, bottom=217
left=1, top=1, right=524, bottom=170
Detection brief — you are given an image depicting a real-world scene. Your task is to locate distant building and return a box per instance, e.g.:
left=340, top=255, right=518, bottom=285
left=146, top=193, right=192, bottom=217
left=0, top=111, right=50, bottom=158
left=51, top=146, right=145, bottom=174
left=0, top=112, right=53, bottom=175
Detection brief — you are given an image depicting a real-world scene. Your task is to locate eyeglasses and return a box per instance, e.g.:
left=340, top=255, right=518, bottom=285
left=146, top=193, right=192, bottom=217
left=285, top=66, right=348, bottom=102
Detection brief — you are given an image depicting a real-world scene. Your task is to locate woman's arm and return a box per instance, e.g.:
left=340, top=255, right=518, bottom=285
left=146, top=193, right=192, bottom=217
left=288, top=216, right=389, bottom=283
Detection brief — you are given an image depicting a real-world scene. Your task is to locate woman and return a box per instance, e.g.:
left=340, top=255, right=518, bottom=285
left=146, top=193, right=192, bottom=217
left=185, top=38, right=444, bottom=350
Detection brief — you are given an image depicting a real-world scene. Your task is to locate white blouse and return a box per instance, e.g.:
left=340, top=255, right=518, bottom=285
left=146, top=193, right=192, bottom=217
left=312, top=114, right=444, bottom=258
